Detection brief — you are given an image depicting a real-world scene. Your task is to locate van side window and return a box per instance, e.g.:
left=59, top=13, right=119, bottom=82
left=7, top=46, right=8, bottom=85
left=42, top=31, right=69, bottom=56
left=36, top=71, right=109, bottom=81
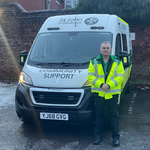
left=115, top=34, right=122, bottom=55
left=122, top=34, right=128, bottom=52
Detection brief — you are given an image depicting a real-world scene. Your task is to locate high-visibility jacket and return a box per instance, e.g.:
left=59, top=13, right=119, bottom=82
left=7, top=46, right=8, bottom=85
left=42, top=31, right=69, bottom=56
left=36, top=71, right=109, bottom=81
left=88, top=54, right=124, bottom=99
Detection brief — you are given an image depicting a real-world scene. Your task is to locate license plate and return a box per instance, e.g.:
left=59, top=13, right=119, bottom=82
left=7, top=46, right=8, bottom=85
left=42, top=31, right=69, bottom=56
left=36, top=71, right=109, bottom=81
left=40, top=112, right=69, bottom=121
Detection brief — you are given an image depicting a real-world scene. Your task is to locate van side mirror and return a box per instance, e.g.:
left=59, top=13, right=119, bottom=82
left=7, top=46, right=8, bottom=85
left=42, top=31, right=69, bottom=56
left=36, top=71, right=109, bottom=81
left=20, top=50, right=28, bottom=67
left=117, top=51, right=130, bottom=68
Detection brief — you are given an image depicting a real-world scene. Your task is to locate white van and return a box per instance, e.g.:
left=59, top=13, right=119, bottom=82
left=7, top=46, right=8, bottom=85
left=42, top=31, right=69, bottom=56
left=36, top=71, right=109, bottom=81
left=15, top=14, right=132, bottom=125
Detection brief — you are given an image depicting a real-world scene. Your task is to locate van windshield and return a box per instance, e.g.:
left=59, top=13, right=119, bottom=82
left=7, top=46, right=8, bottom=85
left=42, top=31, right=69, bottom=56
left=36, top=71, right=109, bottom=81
left=28, top=32, right=112, bottom=65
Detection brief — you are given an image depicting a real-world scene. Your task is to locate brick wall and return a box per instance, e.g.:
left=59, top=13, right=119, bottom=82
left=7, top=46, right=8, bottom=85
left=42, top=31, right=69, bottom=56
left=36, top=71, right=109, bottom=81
left=0, top=3, right=150, bottom=84
left=0, top=3, right=76, bottom=80
left=16, top=0, right=65, bottom=11
left=16, top=0, right=45, bottom=11
left=0, top=0, right=64, bottom=11
left=50, top=0, right=64, bottom=10
left=129, top=21, right=150, bottom=84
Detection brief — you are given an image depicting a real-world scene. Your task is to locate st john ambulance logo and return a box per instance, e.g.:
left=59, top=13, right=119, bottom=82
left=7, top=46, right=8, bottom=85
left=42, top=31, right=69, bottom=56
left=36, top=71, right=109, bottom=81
left=84, top=17, right=99, bottom=25
left=55, top=79, right=60, bottom=85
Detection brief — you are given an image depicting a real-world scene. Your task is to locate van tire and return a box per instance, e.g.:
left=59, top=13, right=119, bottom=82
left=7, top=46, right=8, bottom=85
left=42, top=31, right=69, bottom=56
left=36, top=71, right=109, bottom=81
left=16, top=112, right=30, bottom=124
left=117, top=104, right=120, bottom=117
left=125, top=80, right=131, bottom=94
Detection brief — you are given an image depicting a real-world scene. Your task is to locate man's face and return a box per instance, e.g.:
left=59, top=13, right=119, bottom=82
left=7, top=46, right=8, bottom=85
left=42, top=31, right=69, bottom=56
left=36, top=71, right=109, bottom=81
left=100, top=43, right=112, bottom=57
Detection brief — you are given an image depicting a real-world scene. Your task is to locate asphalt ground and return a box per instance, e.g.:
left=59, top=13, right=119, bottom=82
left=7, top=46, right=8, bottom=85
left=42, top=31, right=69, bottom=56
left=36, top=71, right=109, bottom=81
left=0, top=82, right=150, bottom=150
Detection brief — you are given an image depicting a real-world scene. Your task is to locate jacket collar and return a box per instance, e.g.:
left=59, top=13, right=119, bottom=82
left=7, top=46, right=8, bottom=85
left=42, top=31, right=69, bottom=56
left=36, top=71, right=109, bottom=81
left=96, top=54, right=117, bottom=62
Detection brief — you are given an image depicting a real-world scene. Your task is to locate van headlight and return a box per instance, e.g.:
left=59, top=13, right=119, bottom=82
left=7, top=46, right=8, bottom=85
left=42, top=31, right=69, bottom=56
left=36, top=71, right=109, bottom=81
left=82, top=80, right=91, bottom=87
left=19, top=72, right=33, bottom=85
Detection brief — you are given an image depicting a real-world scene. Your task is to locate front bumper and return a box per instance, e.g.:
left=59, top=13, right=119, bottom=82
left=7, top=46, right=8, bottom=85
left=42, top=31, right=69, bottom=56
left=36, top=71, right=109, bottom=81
left=15, top=83, right=96, bottom=125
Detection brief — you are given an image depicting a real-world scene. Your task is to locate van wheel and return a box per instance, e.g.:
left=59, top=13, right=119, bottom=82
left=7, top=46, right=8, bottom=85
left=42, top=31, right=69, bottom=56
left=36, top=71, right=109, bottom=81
left=16, top=112, right=30, bottom=124
left=125, top=81, right=131, bottom=93
left=117, top=104, right=120, bottom=117
left=20, top=117, right=30, bottom=124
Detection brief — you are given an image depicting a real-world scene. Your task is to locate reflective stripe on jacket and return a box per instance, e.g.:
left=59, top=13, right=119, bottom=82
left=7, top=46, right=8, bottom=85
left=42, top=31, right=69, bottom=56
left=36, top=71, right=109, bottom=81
left=88, top=54, right=124, bottom=99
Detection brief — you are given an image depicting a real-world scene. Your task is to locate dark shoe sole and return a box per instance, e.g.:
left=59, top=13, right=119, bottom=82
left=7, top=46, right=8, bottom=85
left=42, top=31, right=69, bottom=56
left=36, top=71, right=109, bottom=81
left=113, top=141, right=120, bottom=146
left=93, top=139, right=102, bottom=145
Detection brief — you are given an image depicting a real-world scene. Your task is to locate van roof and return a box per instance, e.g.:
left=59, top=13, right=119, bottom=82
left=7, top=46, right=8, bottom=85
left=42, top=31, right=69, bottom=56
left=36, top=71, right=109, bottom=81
left=39, top=14, right=129, bottom=33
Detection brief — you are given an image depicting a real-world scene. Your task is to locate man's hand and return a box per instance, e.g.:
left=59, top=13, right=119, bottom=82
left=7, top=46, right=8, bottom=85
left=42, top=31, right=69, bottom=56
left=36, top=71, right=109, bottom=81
left=101, top=84, right=109, bottom=91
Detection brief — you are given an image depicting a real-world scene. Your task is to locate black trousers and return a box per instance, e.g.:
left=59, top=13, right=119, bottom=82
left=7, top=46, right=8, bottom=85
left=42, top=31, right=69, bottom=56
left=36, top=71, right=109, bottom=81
left=94, top=93, right=120, bottom=140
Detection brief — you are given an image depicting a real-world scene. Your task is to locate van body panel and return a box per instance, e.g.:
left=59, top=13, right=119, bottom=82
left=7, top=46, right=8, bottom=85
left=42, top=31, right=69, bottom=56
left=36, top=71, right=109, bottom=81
left=23, top=65, right=88, bottom=88
left=16, top=14, right=132, bottom=125
left=40, top=14, right=116, bottom=33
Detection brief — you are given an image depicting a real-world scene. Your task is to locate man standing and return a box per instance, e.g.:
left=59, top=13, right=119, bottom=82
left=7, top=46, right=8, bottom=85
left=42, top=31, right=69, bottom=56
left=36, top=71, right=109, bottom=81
left=88, top=41, right=124, bottom=146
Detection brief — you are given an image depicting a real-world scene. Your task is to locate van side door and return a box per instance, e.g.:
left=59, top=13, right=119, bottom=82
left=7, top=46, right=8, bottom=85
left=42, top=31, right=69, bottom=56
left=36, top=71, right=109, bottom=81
left=115, top=33, right=131, bottom=68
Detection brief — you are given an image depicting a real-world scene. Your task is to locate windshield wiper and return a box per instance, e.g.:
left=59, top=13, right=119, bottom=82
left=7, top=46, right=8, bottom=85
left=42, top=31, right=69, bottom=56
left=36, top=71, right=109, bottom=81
left=33, top=61, right=92, bottom=67
left=75, top=61, right=90, bottom=66
left=34, top=62, right=72, bottom=67
left=34, top=63, right=51, bottom=66
left=60, top=62, right=74, bottom=66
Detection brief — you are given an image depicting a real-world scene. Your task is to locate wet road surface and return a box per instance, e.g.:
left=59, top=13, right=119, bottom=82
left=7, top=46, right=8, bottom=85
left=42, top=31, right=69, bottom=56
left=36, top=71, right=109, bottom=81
left=0, top=82, right=150, bottom=150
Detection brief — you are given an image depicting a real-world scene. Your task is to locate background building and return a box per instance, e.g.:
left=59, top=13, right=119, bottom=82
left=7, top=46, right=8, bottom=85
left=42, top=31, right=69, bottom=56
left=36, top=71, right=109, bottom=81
left=0, top=0, right=78, bottom=10
left=65, top=0, right=78, bottom=9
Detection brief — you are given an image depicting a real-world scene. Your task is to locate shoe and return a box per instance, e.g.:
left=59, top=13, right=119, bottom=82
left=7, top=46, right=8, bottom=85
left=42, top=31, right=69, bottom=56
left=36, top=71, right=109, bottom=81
left=113, top=139, right=120, bottom=146
left=93, top=136, right=102, bottom=145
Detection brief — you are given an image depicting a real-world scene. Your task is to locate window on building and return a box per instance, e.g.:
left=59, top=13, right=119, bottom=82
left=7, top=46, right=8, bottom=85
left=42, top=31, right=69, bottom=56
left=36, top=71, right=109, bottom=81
left=48, top=0, right=51, bottom=9
left=66, top=1, right=72, bottom=9
left=65, top=0, right=78, bottom=9
left=73, top=1, right=78, bottom=7
left=56, top=1, right=59, bottom=9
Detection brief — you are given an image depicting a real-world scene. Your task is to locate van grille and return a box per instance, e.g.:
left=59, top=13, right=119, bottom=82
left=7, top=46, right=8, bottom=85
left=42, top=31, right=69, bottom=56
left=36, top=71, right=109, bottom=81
left=32, top=91, right=81, bottom=105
